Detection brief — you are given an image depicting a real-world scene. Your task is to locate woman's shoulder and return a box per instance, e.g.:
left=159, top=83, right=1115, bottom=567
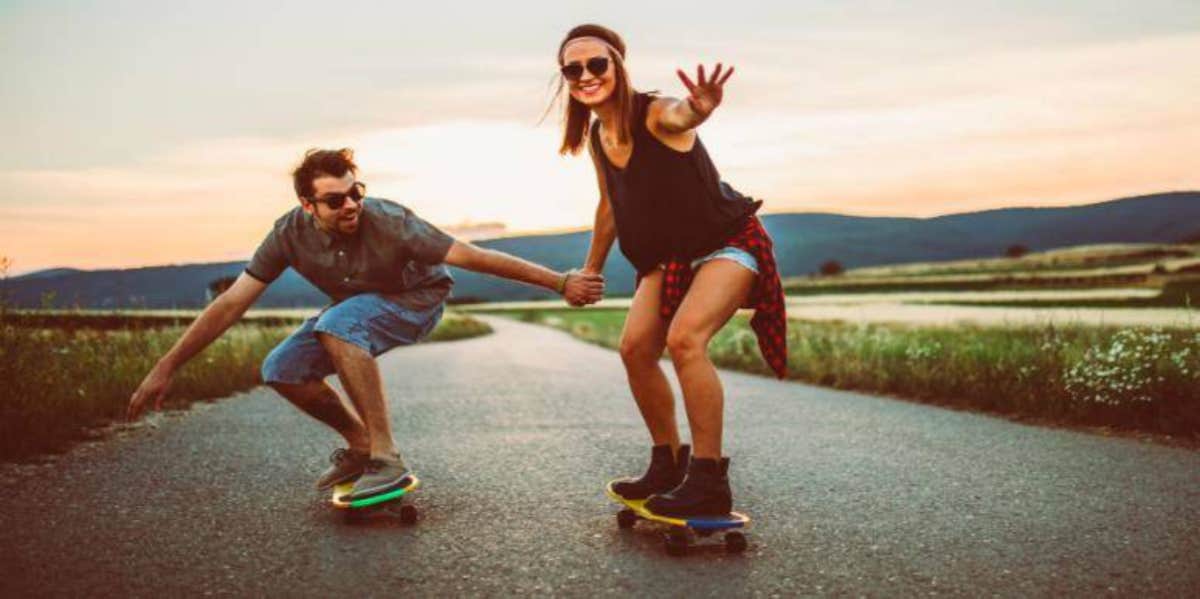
left=642, top=93, right=689, bottom=128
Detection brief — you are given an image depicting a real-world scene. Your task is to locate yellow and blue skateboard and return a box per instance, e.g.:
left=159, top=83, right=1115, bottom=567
left=606, top=480, right=749, bottom=556
left=332, top=474, right=420, bottom=525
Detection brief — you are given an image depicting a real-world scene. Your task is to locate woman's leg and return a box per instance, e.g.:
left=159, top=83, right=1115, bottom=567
left=665, top=259, right=756, bottom=460
left=618, top=269, right=680, bottom=448
left=611, top=270, right=692, bottom=499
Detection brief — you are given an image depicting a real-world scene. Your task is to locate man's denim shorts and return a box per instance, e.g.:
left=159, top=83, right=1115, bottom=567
left=261, top=293, right=444, bottom=385
left=690, top=246, right=759, bottom=274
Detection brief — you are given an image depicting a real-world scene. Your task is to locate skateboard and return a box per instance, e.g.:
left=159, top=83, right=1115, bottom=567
left=331, top=474, right=420, bottom=524
left=605, top=480, right=749, bottom=556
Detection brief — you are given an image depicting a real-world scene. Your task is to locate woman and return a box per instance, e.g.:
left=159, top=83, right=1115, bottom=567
left=553, top=24, right=787, bottom=517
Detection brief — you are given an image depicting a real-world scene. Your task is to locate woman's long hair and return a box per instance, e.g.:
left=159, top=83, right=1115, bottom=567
left=552, top=24, right=637, bottom=156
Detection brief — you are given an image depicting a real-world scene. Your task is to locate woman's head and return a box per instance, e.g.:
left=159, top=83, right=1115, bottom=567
left=554, top=24, right=636, bottom=155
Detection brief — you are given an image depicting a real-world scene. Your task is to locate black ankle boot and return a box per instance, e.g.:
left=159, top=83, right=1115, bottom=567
left=611, top=444, right=690, bottom=500
left=643, top=457, right=732, bottom=517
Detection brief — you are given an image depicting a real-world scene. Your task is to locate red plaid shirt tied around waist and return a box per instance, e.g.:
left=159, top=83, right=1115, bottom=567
left=658, top=216, right=788, bottom=379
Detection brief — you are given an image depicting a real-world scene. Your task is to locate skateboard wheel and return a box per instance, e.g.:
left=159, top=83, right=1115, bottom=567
left=616, top=509, right=637, bottom=529
left=664, top=532, right=689, bottom=557
left=724, top=531, right=747, bottom=554
left=399, top=504, right=418, bottom=525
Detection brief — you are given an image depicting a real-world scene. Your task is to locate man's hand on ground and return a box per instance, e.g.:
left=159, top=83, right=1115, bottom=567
left=127, top=363, right=174, bottom=421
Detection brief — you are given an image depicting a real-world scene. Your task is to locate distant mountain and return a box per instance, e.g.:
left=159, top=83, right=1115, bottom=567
left=11, top=268, right=84, bottom=281
left=3, top=191, right=1197, bottom=308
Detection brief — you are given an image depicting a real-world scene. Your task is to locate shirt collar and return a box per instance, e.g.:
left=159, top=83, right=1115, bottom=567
left=308, top=213, right=338, bottom=248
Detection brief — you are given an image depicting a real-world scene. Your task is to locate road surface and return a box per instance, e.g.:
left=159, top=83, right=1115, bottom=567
left=1, top=316, right=1197, bottom=597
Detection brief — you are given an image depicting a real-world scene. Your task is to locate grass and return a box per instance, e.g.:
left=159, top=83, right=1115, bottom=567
left=924, top=279, right=1200, bottom=309
left=782, top=242, right=1200, bottom=304
left=0, top=311, right=492, bottom=461
left=486, top=308, right=1200, bottom=439
left=0, top=309, right=312, bottom=331
left=427, top=311, right=495, bottom=341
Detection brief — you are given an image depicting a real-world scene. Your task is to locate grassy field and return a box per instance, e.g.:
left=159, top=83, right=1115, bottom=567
left=484, top=307, right=1200, bottom=440
left=0, top=309, right=315, bottom=330
left=783, top=242, right=1200, bottom=307
left=0, top=310, right=491, bottom=461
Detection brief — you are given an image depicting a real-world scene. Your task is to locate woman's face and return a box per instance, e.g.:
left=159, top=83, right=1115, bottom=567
left=561, top=39, right=617, bottom=107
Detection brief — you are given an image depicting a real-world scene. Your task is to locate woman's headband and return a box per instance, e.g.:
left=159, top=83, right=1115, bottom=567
left=560, top=36, right=625, bottom=63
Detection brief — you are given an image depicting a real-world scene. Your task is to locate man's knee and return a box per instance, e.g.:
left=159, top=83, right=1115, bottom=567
left=265, top=379, right=309, bottom=397
left=261, top=345, right=290, bottom=384
left=314, top=330, right=371, bottom=358
left=261, top=342, right=327, bottom=385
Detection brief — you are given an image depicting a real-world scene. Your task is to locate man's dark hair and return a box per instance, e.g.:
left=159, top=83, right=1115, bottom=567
left=292, top=148, right=357, bottom=199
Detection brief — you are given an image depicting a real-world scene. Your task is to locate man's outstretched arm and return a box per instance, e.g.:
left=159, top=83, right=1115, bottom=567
left=126, top=272, right=269, bottom=420
left=443, top=240, right=604, bottom=306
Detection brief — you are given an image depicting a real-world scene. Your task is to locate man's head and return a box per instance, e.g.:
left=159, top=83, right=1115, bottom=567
left=292, top=148, right=364, bottom=235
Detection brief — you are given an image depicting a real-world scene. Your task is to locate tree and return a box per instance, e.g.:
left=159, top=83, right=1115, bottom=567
left=0, top=255, right=10, bottom=316
left=819, top=260, right=844, bottom=276
left=1005, top=244, right=1029, bottom=258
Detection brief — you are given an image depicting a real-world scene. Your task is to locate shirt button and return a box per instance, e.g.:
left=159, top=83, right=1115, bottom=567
left=337, top=251, right=344, bottom=256
left=343, top=277, right=350, bottom=282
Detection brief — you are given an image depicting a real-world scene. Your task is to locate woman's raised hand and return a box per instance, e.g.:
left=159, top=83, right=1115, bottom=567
left=676, top=62, right=735, bottom=118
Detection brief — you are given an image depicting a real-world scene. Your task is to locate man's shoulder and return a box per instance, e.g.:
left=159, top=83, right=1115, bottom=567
left=363, top=197, right=422, bottom=231
left=364, top=197, right=412, bottom=217
left=268, top=205, right=306, bottom=235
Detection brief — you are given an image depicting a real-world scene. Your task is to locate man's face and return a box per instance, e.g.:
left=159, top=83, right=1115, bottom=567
left=301, top=171, right=363, bottom=235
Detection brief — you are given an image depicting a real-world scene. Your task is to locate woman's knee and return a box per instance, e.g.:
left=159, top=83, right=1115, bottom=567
left=666, top=324, right=708, bottom=363
left=619, top=331, right=663, bottom=368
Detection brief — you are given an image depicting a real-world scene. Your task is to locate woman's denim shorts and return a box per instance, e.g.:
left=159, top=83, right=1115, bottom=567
left=689, top=246, right=759, bottom=274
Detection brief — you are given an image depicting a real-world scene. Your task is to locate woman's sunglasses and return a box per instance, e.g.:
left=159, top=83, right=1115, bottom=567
left=560, top=56, right=610, bottom=82
left=310, top=182, right=366, bottom=210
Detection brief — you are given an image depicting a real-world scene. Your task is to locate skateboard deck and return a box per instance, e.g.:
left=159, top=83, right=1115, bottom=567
left=332, top=474, right=420, bottom=524
left=605, top=480, right=749, bottom=556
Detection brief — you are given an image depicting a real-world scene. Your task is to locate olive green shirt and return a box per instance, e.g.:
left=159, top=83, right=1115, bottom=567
left=245, top=198, right=455, bottom=310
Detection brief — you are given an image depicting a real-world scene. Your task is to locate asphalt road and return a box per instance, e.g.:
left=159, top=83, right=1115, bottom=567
left=1, top=316, right=1197, bottom=597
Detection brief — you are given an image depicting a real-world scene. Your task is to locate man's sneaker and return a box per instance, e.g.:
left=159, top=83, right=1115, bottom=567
left=342, top=453, right=413, bottom=501
left=315, top=448, right=369, bottom=490
left=611, top=444, right=691, bottom=500
left=644, top=457, right=733, bottom=517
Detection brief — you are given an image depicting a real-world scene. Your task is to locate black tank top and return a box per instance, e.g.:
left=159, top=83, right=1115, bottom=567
left=591, top=92, right=762, bottom=275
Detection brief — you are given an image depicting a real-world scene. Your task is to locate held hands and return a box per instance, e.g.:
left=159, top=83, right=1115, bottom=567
left=676, top=62, right=735, bottom=119
left=561, top=269, right=605, bottom=307
left=126, top=362, right=174, bottom=421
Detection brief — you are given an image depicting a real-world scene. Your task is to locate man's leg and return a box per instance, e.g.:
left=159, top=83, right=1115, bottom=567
left=266, top=380, right=369, bottom=452
left=309, top=294, right=444, bottom=499
left=314, top=333, right=399, bottom=459
left=261, top=317, right=367, bottom=447
left=260, top=317, right=375, bottom=488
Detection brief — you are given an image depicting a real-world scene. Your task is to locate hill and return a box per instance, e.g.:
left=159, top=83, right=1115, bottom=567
left=3, top=191, right=1197, bottom=308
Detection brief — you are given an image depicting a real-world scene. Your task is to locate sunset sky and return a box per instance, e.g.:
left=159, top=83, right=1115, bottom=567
left=2, top=1, right=1198, bottom=274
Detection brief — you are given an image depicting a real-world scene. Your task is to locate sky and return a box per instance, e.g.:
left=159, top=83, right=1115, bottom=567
left=1, top=0, right=1198, bottom=274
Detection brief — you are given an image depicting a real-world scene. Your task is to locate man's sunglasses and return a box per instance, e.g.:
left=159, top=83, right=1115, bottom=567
left=309, top=182, right=366, bottom=210
left=560, top=57, right=610, bottom=82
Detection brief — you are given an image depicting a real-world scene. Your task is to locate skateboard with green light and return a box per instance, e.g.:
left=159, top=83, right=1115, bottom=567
left=331, top=474, right=420, bottom=524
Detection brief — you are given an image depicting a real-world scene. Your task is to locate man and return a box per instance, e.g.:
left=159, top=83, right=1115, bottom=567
left=127, top=148, right=603, bottom=500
